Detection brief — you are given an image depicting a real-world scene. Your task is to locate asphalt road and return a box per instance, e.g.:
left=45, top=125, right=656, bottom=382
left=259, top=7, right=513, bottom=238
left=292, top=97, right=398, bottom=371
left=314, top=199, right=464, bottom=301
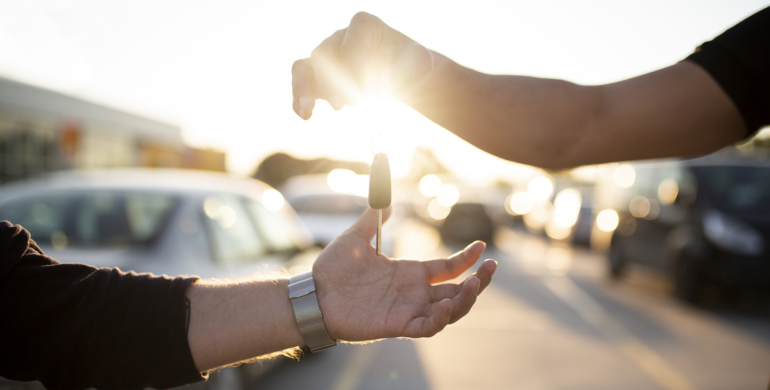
left=251, top=222, right=770, bottom=390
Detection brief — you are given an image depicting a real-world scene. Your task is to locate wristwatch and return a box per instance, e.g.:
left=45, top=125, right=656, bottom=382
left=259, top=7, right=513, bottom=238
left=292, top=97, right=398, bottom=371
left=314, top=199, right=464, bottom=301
left=288, top=271, right=337, bottom=352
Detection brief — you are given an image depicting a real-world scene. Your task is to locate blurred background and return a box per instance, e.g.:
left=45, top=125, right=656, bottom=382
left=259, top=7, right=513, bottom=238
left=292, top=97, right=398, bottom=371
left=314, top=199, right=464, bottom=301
left=1, top=1, right=769, bottom=389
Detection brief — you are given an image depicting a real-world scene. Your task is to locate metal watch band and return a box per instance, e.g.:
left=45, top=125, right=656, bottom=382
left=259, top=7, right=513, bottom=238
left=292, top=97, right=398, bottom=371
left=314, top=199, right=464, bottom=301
left=288, top=271, right=337, bottom=352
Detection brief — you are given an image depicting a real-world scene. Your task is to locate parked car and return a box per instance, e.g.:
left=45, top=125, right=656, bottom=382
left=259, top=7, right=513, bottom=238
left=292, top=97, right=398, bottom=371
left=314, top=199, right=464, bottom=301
left=438, top=202, right=496, bottom=245
left=602, top=157, right=770, bottom=303
left=280, top=174, right=396, bottom=254
left=288, top=192, right=369, bottom=246
left=0, top=168, right=320, bottom=389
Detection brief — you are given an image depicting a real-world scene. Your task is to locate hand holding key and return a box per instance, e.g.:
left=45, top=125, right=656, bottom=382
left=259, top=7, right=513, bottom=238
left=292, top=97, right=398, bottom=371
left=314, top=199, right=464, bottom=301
left=368, top=153, right=391, bottom=255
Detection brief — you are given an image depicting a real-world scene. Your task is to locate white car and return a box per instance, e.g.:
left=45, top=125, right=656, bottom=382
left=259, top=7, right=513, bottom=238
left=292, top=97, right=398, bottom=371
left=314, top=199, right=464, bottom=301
left=0, top=169, right=321, bottom=389
left=281, top=174, right=396, bottom=254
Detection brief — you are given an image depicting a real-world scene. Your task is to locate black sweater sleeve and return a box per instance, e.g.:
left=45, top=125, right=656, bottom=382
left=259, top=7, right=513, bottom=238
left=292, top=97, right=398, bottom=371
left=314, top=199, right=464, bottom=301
left=685, top=6, right=770, bottom=137
left=0, top=221, right=204, bottom=390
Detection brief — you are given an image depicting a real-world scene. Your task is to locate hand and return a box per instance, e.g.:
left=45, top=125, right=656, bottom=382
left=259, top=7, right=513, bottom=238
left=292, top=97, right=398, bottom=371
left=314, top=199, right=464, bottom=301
left=292, top=12, right=435, bottom=119
left=313, top=207, right=497, bottom=341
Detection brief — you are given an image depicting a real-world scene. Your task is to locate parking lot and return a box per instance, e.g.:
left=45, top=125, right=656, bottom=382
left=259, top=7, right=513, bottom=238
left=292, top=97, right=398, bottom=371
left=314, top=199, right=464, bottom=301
left=250, top=221, right=770, bottom=390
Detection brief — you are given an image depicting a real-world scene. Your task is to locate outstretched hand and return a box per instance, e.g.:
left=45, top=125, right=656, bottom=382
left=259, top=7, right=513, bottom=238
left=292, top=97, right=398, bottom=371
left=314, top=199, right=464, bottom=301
left=292, top=12, right=434, bottom=119
left=313, top=207, right=497, bottom=341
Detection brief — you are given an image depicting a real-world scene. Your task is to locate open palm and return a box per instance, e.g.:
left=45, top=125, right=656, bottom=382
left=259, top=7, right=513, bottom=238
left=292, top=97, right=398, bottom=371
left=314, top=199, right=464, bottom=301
left=313, top=207, right=497, bottom=341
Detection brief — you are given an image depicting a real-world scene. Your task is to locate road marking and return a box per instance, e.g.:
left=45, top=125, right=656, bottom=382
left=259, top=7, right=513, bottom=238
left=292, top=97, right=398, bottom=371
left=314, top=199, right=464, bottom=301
left=543, top=276, right=695, bottom=390
left=329, top=343, right=380, bottom=390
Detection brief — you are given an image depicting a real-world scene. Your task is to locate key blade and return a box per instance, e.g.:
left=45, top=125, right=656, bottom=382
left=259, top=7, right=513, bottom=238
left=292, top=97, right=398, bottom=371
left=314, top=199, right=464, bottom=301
left=376, top=209, right=382, bottom=256
left=368, top=153, right=391, bottom=209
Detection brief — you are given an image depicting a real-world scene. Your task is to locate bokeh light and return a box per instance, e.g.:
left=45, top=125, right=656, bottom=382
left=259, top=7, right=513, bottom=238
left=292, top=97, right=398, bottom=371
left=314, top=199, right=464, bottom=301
left=614, top=164, right=636, bottom=188
left=596, top=209, right=619, bottom=232
left=508, top=191, right=534, bottom=215
left=629, top=196, right=650, bottom=218
left=327, top=169, right=357, bottom=193
left=527, top=176, right=554, bottom=200
left=353, top=175, right=370, bottom=197
left=419, top=174, right=443, bottom=197
left=658, top=178, right=679, bottom=205
left=261, top=189, right=285, bottom=211
left=545, top=222, right=572, bottom=240
left=204, top=196, right=223, bottom=219
left=524, top=201, right=554, bottom=230
left=428, top=198, right=451, bottom=220
left=436, top=184, right=460, bottom=207
left=552, top=188, right=582, bottom=228
left=203, top=196, right=236, bottom=228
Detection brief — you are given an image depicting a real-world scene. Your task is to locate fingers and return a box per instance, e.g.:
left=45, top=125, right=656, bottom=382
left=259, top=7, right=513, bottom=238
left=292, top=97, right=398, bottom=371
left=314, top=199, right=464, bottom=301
left=448, top=276, right=480, bottom=323
left=311, top=29, right=355, bottom=110
left=422, top=241, right=486, bottom=284
left=402, top=298, right=452, bottom=338
left=344, top=206, right=393, bottom=242
left=429, top=259, right=497, bottom=301
left=292, top=58, right=317, bottom=120
left=475, top=259, right=497, bottom=295
left=428, top=260, right=497, bottom=323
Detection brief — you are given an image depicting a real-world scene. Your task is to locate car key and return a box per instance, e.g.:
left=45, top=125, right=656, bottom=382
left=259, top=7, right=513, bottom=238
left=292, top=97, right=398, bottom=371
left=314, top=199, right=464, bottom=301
left=368, top=152, right=391, bottom=256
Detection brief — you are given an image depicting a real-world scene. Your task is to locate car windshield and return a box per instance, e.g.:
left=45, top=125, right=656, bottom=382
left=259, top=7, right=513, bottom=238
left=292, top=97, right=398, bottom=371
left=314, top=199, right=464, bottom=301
left=0, top=191, right=177, bottom=249
left=692, top=165, right=770, bottom=214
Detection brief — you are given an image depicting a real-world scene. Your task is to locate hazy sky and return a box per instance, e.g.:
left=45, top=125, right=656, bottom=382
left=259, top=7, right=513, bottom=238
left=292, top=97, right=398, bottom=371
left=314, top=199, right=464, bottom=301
left=0, top=0, right=767, bottom=182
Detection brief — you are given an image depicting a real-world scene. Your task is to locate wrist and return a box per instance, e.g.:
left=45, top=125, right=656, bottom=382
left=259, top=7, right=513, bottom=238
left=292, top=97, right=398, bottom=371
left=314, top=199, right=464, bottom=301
left=401, top=50, right=453, bottom=107
left=288, top=272, right=337, bottom=351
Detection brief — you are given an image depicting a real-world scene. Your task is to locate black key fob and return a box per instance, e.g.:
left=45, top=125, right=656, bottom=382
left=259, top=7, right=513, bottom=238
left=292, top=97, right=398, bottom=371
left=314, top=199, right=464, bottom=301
left=368, top=153, right=391, bottom=209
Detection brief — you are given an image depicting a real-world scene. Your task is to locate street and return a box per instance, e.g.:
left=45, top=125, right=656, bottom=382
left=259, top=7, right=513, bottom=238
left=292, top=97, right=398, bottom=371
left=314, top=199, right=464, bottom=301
left=250, top=221, right=770, bottom=390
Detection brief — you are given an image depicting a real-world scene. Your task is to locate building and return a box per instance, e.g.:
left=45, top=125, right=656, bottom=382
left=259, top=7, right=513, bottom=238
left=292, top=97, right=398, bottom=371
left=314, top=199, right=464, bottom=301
left=0, top=76, right=224, bottom=184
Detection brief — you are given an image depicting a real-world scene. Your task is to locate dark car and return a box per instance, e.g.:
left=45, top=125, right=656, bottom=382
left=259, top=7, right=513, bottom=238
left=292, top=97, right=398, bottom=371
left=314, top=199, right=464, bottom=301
left=606, top=158, right=770, bottom=303
left=438, top=202, right=496, bottom=244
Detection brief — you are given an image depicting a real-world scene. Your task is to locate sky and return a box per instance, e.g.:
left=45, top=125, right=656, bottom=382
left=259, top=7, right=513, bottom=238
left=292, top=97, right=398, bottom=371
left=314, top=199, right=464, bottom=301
left=0, top=0, right=767, bottom=183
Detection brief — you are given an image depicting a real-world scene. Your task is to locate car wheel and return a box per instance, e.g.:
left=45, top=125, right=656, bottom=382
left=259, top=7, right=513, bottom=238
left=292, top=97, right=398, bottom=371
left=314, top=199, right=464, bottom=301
left=608, top=237, right=626, bottom=280
left=674, top=255, right=702, bottom=304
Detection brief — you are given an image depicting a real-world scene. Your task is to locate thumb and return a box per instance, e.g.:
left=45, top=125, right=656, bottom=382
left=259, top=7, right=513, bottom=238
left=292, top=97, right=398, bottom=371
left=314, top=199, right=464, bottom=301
left=345, top=206, right=393, bottom=241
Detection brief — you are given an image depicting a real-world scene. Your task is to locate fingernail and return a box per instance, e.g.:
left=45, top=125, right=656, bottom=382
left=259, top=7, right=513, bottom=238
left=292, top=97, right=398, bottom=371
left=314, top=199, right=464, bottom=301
left=329, top=95, right=343, bottom=110
left=299, top=96, right=308, bottom=117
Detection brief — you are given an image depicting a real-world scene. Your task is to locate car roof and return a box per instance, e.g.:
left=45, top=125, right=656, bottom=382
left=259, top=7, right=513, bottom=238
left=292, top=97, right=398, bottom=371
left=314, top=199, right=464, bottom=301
left=0, top=168, right=275, bottom=200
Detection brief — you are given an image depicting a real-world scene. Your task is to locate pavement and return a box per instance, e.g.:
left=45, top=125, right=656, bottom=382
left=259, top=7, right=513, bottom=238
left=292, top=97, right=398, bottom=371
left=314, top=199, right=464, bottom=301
left=252, top=222, right=770, bottom=390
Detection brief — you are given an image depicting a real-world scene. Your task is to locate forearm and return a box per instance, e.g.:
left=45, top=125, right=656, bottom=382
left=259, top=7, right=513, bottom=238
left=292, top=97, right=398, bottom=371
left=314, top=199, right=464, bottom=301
left=405, top=52, right=602, bottom=168
left=186, top=277, right=304, bottom=372
left=405, top=54, right=745, bottom=169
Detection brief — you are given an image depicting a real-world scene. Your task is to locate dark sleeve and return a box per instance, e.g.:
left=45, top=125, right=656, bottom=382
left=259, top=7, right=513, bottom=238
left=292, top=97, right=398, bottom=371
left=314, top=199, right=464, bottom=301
left=685, top=6, right=770, bottom=137
left=0, top=221, right=205, bottom=390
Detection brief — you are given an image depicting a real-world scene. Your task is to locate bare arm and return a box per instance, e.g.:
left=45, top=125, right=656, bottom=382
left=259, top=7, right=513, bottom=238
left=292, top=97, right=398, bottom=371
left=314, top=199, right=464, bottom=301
left=186, top=207, right=496, bottom=372
left=292, top=13, right=746, bottom=169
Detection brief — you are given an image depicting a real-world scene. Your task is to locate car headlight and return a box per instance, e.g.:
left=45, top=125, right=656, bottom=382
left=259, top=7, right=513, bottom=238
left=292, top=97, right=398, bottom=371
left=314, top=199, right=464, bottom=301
left=702, top=210, right=764, bottom=256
